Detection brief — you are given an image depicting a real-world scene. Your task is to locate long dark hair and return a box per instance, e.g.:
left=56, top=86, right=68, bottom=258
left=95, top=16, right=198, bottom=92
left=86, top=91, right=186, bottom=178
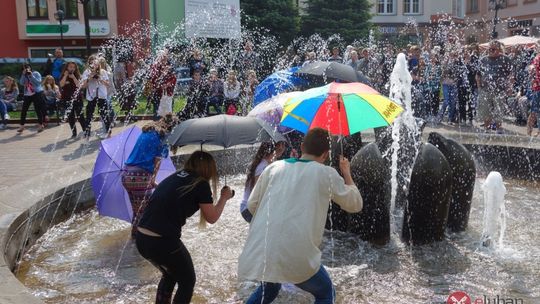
left=245, top=142, right=275, bottom=189
left=61, top=61, right=81, bottom=80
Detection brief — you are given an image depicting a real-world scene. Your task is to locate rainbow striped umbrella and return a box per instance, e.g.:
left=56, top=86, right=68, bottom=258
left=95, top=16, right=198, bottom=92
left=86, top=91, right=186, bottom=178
left=281, top=82, right=404, bottom=135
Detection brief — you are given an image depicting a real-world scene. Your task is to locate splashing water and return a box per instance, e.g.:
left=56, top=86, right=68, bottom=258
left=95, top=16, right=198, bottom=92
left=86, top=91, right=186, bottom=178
left=387, top=53, right=422, bottom=233
left=481, top=172, right=508, bottom=249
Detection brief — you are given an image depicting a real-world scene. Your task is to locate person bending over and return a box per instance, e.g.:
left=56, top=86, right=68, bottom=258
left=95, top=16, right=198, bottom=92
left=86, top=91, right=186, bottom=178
left=136, top=151, right=234, bottom=304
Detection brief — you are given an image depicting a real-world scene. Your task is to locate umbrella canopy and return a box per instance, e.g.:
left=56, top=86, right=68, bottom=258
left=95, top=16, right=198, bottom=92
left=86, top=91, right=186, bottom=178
left=281, top=82, right=404, bottom=135
left=480, top=35, right=539, bottom=49
left=168, top=114, right=287, bottom=148
left=296, top=61, right=369, bottom=83
left=247, top=91, right=302, bottom=134
left=92, top=126, right=176, bottom=222
left=253, top=67, right=309, bottom=106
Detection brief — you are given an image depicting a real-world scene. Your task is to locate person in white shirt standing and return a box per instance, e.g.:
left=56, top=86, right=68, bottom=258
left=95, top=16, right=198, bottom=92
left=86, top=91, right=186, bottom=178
left=238, top=128, right=363, bottom=304
left=81, top=55, right=110, bottom=141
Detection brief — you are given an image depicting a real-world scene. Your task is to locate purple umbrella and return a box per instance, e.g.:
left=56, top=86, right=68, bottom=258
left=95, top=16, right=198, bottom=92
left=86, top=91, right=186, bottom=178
left=92, top=125, right=176, bottom=222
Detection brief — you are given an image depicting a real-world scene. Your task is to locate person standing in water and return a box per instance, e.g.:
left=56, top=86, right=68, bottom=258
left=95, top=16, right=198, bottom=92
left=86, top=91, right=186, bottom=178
left=136, top=151, right=234, bottom=303
left=123, top=116, right=172, bottom=237
left=238, top=128, right=363, bottom=303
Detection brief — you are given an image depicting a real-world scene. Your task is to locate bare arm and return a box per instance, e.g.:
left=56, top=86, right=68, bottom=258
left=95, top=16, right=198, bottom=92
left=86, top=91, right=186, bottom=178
left=199, top=186, right=233, bottom=224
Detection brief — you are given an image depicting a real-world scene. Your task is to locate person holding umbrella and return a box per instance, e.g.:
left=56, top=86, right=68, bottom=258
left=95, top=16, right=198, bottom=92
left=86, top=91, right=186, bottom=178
left=238, top=128, right=362, bottom=303
left=136, top=150, right=234, bottom=304
left=122, top=114, right=173, bottom=237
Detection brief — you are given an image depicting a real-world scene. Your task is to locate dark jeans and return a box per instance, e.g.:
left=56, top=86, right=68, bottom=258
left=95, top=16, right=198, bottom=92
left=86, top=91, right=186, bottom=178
left=427, top=89, right=440, bottom=117
left=458, top=86, right=473, bottom=123
left=246, top=266, right=335, bottom=304
left=84, top=98, right=110, bottom=136
left=20, top=92, right=46, bottom=125
left=136, top=233, right=195, bottom=304
left=66, top=100, right=86, bottom=136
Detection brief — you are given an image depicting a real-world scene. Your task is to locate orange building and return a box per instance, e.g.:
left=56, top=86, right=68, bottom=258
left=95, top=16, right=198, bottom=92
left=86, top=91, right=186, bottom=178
left=1, top=0, right=149, bottom=58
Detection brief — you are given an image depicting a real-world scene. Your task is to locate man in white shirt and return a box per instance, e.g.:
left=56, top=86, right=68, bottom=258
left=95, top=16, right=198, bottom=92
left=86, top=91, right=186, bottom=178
left=238, top=128, right=363, bottom=304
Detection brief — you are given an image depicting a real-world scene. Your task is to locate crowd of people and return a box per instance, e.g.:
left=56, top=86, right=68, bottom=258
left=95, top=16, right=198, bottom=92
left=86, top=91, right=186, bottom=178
left=292, top=39, right=540, bottom=135
left=2, top=38, right=540, bottom=136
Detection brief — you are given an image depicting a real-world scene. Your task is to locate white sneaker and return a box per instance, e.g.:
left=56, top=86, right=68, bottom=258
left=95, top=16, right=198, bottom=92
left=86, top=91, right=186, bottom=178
left=4, top=114, right=9, bottom=120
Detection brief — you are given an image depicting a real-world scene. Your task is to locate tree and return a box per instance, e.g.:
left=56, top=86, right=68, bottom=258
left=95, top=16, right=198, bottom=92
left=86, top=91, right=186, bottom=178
left=300, top=0, right=372, bottom=44
left=241, top=0, right=299, bottom=46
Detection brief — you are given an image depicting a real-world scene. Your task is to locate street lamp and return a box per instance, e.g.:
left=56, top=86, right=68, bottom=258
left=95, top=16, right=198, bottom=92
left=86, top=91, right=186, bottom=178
left=78, top=0, right=92, bottom=57
left=489, top=0, right=507, bottom=39
left=54, top=9, right=65, bottom=51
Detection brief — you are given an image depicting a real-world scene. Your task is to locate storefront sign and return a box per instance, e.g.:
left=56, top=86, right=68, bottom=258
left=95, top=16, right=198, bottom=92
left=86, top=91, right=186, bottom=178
left=378, top=26, right=398, bottom=34
left=26, top=20, right=110, bottom=37
left=507, top=19, right=533, bottom=29
left=184, top=0, right=241, bottom=39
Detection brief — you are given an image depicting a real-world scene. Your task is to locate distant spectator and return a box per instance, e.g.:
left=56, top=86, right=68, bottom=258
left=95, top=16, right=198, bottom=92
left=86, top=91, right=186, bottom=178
left=424, top=51, right=442, bottom=118
left=81, top=55, right=111, bottom=140
left=239, top=41, right=259, bottom=78
left=0, top=76, right=19, bottom=129
left=528, top=41, right=540, bottom=136
left=358, top=48, right=377, bottom=82
left=302, top=52, right=317, bottom=67
left=242, top=70, right=259, bottom=114
left=224, top=70, right=241, bottom=115
left=45, top=48, right=65, bottom=83
left=476, top=41, right=513, bottom=131
left=18, top=64, right=46, bottom=133
left=408, top=45, right=421, bottom=72
left=438, top=51, right=461, bottom=124
left=59, top=61, right=85, bottom=139
left=327, top=47, right=342, bottom=63
left=206, top=69, right=224, bottom=115
left=148, top=51, right=176, bottom=119
left=346, top=50, right=360, bottom=71
left=42, top=75, right=60, bottom=119
left=188, top=49, right=207, bottom=77
left=343, top=45, right=354, bottom=63
left=179, top=70, right=208, bottom=120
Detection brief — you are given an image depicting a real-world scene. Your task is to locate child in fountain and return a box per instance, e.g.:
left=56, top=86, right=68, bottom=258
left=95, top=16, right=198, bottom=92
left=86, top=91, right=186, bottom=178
left=240, top=141, right=286, bottom=222
left=136, top=151, right=234, bottom=304
left=238, top=128, right=363, bottom=303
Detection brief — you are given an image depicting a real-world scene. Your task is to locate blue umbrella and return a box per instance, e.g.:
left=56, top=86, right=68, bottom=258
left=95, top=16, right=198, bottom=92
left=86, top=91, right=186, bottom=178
left=253, top=67, right=309, bottom=106
left=92, top=126, right=176, bottom=222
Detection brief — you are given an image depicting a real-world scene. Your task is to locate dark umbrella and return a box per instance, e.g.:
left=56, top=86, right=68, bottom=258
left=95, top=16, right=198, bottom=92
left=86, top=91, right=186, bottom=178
left=168, top=114, right=287, bottom=148
left=296, top=61, right=370, bottom=84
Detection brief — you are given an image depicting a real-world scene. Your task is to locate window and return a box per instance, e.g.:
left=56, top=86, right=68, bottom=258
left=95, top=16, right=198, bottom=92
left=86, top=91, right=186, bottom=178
left=377, top=0, right=395, bottom=14
left=404, top=0, right=421, bottom=14
left=88, top=0, right=107, bottom=19
left=452, top=0, right=464, bottom=18
left=56, top=0, right=78, bottom=19
left=467, top=0, right=479, bottom=13
left=27, top=0, right=48, bottom=19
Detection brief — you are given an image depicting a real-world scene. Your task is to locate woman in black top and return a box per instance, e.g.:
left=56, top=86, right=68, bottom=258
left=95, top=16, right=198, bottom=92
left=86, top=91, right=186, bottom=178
left=136, top=151, right=234, bottom=304
left=59, top=62, right=85, bottom=138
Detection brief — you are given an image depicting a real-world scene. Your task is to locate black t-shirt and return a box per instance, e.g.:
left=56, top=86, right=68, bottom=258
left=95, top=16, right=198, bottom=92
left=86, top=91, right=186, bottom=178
left=138, top=170, right=213, bottom=238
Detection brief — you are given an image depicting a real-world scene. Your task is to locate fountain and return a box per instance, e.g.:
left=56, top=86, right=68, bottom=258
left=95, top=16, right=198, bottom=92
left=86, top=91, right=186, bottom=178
left=1, top=20, right=540, bottom=304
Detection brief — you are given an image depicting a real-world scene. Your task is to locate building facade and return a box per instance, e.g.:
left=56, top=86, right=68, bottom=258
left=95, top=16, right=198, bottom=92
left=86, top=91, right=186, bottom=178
left=370, top=0, right=466, bottom=44
left=1, top=0, right=149, bottom=58
left=464, top=0, right=540, bottom=43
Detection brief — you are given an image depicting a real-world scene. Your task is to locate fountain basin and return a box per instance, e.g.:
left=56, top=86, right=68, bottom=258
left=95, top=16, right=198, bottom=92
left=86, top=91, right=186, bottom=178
left=2, top=133, right=540, bottom=303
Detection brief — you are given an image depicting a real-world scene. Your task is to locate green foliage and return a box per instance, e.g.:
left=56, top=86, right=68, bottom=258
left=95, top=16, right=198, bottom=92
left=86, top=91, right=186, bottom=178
left=241, top=0, right=299, bottom=46
left=300, top=0, right=372, bottom=43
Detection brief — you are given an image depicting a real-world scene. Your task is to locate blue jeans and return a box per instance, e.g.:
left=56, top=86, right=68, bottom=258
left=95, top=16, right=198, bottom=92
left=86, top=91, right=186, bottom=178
left=246, top=266, right=335, bottom=304
left=439, top=84, right=458, bottom=122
